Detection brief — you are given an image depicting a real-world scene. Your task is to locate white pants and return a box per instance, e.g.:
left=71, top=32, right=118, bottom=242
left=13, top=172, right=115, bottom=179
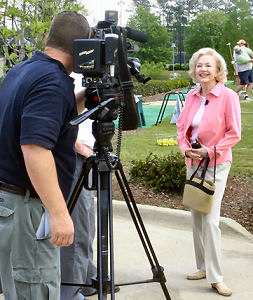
left=187, top=161, right=231, bottom=284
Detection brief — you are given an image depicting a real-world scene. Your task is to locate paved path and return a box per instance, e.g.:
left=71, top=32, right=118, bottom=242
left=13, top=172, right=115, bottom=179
left=1, top=201, right=253, bottom=300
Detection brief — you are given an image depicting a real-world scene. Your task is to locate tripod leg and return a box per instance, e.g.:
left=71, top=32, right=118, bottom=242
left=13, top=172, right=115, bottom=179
left=115, top=162, right=171, bottom=300
left=96, top=170, right=116, bottom=300
left=108, top=172, right=115, bottom=300
left=96, top=171, right=104, bottom=299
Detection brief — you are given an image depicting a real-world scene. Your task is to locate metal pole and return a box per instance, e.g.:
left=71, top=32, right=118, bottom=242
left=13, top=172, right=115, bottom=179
left=171, top=43, right=176, bottom=74
left=173, top=47, right=174, bottom=73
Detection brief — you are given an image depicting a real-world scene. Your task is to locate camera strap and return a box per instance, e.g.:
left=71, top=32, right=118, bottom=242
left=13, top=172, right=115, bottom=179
left=117, top=29, right=140, bottom=130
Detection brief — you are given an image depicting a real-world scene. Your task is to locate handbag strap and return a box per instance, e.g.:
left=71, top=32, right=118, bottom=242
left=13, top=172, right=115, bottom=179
left=190, top=146, right=217, bottom=184
left=189, top=157, right=206, bottom=181
left=213, top=146, right=216, bottom=183
left=200, top=155, right=210, bottom=184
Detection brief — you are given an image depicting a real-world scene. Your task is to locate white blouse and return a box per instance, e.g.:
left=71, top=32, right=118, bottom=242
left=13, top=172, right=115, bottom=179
left=191, top=96, right=206, bottom=143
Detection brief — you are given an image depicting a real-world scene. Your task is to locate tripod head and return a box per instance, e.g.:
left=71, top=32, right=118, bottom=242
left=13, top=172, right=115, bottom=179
left=69, top=96, right=119, bottom=175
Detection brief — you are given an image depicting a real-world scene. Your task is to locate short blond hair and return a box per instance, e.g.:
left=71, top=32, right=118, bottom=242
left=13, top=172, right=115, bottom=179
left=189, top=48, right=227, bottom=84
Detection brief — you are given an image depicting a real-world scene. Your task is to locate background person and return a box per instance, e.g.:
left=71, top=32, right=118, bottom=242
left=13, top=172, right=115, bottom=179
left=0, top=11, right=90, bottom=299
left=60, top=73, right=97, bottom=300
left=234, top=39, right=253, bottom=100
left=177, top=48, right=241, bottom=297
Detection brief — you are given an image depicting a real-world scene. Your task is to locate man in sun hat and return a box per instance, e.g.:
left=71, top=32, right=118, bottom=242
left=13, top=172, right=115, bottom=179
left=237, top=39, right=247, bottom=46
left=234, top=39, right=253, bottom=100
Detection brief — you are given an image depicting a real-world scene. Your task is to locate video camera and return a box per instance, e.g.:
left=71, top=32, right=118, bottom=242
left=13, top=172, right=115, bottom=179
left=72, top=10, right=150, bottom=130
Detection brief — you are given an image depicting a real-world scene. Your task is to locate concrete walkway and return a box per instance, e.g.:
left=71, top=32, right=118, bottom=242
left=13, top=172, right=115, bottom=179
left=1, top=200, right=253, bottom=300
left=88, top=201, right=253, bottom=300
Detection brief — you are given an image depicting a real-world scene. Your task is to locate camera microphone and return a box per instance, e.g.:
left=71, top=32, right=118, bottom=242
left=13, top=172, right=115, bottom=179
left=205, top=100, right=209, bottom=105
left=125, top=27, right=148, bottom=43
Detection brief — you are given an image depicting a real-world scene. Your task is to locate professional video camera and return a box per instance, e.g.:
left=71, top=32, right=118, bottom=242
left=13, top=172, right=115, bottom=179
left=72, top=10, right=150, bottom=130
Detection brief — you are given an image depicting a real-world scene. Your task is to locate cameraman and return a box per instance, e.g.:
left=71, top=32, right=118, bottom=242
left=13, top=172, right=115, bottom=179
left=0, top=11, right=90, bottom=299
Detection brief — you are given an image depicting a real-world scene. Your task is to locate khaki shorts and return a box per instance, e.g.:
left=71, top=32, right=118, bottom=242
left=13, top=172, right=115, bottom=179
left=0, top=190, right=60, bottom=300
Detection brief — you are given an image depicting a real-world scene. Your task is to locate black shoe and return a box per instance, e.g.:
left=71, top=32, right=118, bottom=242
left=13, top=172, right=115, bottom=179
left=81, top=286, right=120, bottom=297
left=80, top=287, right=97, bottom=297
left=244, top=95, right=249, bottom=100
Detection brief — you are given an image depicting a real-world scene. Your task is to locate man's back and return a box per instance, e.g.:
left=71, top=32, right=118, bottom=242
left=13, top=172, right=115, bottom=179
left=0, top=51, right=77, bottom=199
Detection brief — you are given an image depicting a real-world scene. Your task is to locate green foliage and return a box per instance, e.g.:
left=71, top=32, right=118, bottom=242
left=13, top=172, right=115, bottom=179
left=173, top=63, right=181, bottom=70
left=132, top=0, right=151, bottom=9
left=0, top=0, right=86, bottom=72
left=182, top=64, right=189, bottom=71
left=184, top=10, right=227, bottom=58
left=184, top=0, right=253, bottom=78
left=140, top=61, right=166, bottom=78
left=127, top=6, right=171, bottom=64
left=166, top=63, right=188, bottom=71
left=217, top=0, right=253, bottom=78
left=156, top=0, right=232, bottom=29
left=133, top=78, right=189, bottom=96
left=130, top=152, right=186, bottom=193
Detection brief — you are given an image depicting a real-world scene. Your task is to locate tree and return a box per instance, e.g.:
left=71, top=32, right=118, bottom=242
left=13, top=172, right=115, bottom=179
left=155, top=0, right=239, bottom=66
left=132, top=0, right=151, bottom=10
left=0, top=0, right=86, bottom=70
left=184, top=10, right=227, bottom=59
left=218, top=0, right=253, bottom=77
left=184, top=0, right=253, bottom=78
left=127, top=6, right=171, bottom=64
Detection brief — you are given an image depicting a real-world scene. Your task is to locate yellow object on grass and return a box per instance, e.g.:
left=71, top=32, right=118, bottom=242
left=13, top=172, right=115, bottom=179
left=156, top=138, right=178, bottom=146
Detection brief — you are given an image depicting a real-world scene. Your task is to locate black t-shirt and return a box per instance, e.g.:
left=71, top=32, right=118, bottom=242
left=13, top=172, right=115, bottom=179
left=0, top=51, right=78, bottom=200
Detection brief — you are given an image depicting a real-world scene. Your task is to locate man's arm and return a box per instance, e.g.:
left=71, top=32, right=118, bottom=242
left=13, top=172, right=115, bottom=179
left=21, top=144, right=74, bottom=247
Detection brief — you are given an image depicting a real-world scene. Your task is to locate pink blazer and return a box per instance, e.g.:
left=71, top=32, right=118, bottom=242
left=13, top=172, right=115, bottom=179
left=177, top=82, right=241, bottom=167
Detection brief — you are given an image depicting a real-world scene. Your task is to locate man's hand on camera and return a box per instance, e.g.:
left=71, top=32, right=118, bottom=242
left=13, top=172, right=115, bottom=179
left=49, top=211, right=74, bottom=247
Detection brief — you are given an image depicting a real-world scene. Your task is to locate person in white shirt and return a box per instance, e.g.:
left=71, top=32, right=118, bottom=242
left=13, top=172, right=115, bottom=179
left=60, top=73, right=97, bottom=300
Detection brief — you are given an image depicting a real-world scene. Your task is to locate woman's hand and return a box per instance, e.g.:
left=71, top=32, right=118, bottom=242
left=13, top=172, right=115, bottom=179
left=185, top=144, right=208, bottom=160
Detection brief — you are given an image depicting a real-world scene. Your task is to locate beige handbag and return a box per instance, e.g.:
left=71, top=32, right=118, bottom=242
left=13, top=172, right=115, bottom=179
left=183, top=149, right=216, bottom=214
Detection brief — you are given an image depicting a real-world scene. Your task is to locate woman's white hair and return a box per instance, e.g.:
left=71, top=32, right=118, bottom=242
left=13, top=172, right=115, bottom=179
left=189, top=48, right=227, bottom=84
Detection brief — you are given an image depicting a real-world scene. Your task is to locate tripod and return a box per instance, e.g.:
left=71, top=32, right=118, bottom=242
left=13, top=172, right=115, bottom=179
left=62, top=119, right=171, bottom=300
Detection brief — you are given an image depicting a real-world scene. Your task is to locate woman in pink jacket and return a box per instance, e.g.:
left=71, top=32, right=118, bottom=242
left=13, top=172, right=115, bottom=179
left=177, top=48, right=241, bottom=297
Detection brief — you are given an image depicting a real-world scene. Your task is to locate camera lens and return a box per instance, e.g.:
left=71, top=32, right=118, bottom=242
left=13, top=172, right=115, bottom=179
left=191, top=142, right=201, bottom=149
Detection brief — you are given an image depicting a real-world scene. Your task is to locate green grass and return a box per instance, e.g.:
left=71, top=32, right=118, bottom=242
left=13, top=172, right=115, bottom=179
left=114, top=88, right=253, bottom=177
left=231, top=101, right=253, bottom=176
left=115, top=117, right=179, bottom=163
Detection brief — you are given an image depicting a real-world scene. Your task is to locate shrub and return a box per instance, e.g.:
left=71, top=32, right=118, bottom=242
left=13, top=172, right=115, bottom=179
left=130, top=152, right=186, bottom=194
left=182, top=63, right=189, bottom=71
left=133, top=78, right=189, bottom=96
left=174, top=63, right=181, bottom=70
left=140, top=61, right=166, bottom=79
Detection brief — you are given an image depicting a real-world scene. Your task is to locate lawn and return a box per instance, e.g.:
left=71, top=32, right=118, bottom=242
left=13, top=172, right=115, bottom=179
left=114, top=94, right=253, bottom=177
